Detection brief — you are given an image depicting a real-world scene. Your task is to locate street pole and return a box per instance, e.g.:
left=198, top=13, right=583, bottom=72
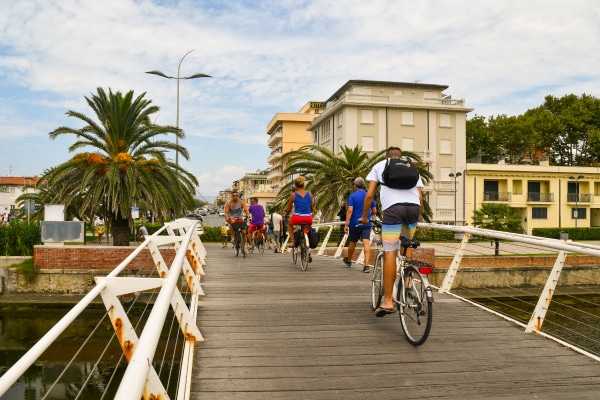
left=449, top=172, right=462, bottom=225
left=146, top=49, right=211, bottom=166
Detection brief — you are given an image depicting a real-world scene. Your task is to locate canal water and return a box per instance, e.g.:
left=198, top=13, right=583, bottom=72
left=0, top=305, right=182, bottom=400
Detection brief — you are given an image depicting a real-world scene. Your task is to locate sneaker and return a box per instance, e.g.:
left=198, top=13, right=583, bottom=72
left=343, top=257, right=352, bottom=267
left=363, top=265, right=370, bottom=273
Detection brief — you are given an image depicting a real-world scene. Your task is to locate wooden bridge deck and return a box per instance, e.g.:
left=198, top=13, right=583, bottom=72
left=191, top=243, right=600, bottom=400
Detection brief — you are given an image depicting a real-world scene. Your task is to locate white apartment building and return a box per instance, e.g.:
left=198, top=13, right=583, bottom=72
left=0, top=176, right=39, bottom=216
left=306, top=80, right=473, bottom=224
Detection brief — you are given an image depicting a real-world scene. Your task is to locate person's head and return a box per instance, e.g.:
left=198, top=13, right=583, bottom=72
left=231, top=190, right=239, bottom=200
left=386, top=146, right=402, bottom=159
left=250, top=197, right=258, bottom=204
left=353, top=177, right=366, bottom=189
left=294, top=176, right=305, bottom=189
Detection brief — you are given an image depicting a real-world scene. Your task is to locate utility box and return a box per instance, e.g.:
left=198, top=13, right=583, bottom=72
left=560, top=231, right=569, bottom=240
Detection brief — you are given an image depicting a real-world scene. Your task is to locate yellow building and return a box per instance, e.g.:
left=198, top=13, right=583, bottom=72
left=464, top=163, right=600, bottom=234
left=266, top=102, right=324, bottom=192
left=306, top=80, right=473, bottom=224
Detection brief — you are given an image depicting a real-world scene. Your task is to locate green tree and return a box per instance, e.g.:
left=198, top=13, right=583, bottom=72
left=38, top=87, right=198, bottom=246
left=471, top=203, right=523, bottom=256
left=466, top=115, right=504, bottom=163
left=273, top=145, right=434, bottom=222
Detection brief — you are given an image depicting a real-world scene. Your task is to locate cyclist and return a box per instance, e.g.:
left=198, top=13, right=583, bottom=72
left=283, top=176, right=316, bottom=250
left=224, top=190, right=251, bottom=255
left=247, top=197, right=266, bottom=248
left=344, top=177, right=377, bottom=273
left=359, top=146, right=424, bottom=317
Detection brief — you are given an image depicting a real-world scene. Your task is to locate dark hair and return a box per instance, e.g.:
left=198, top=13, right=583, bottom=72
left=386, top=146, right=402, bottom=158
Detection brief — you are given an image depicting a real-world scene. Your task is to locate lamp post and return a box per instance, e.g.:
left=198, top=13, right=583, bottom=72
left=146, top=49, right=211, bottom=166
left=449, top=172, right=463, bottom=225
left=569, top=175, right=585, bottom=228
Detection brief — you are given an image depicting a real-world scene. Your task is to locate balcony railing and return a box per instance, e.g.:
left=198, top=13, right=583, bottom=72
left=267, top=150, right=283, bottom=163
left=567, top=193, right=594, bottom=203
left=268, top=131, right=283, bottom=147
left=527, top=192, right=554, bottom=202
left=327, top=93, right=467, bottom=110
left=267, top=169, right=283, bottom=180
left=483, top=191, right=512, bottom=202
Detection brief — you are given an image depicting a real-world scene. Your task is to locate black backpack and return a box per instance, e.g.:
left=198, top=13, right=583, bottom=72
left=382, top=157, right=419, bottom=189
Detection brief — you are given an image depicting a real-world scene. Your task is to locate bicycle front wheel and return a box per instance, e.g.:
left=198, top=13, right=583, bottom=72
left=398, top=266, right=433, bottom=346
left=371, top=253, right=384, bottom=310
left=234, top=232, right=240, bottom=257
left=300, top=244, right=309, bottom=271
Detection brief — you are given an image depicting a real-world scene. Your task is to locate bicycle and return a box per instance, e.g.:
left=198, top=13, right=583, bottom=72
left=291, top=223, right=312, bottom=271
left=370, top=220, right=434, bottom=346
left=248, top=231, right=265, bottom=254
left=231, top=219, right=247, bottom=258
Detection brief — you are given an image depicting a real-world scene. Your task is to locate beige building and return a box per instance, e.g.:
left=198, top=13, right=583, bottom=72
left=235, top=169, right=277, bottom=211
left=306, top=80, right=473, bottom=224
left=266, top=102, right=324, bottom=192
left=465, top=163, right=600, bottom=234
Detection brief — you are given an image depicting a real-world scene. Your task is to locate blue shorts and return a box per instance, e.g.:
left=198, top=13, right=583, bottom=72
left=381, top=203, right=420, bottom=252
left=348, top=225, right=371, bottom=243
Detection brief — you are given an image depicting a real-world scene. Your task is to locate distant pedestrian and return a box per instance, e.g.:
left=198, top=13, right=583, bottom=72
left=137, top=224, right=149, bottom=241
left=221, top=224, right=229, bottom=248
left=343, top=177, right=377, bottom=273
left=269, top=210, right=283, bottom=253
left=96, top=223, right=105, bottom=243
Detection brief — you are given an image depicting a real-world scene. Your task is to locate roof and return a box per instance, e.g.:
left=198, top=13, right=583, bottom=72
left=325, top=79, right=450, bottom=103
left=0, top=176, right=40, bottom=186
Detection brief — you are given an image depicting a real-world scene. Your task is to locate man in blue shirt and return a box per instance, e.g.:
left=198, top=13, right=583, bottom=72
left=343, top=177, right=377, bottom=273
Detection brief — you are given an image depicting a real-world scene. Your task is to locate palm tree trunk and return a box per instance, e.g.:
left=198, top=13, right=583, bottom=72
left=111, top=217, right=131, bottom=246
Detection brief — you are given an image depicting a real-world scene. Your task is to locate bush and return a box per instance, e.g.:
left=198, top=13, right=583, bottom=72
left=532, top=227, right=600, bottom=241
left=0, top=219, right=41, bottom=256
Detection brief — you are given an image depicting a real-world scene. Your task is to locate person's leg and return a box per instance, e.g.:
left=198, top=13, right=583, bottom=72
left=362, top=238, right=372, bottom=272
left=381, top=250, right=398, bottom=310
left=345, top=241, right=356, bottom=266
left=287, top=224, right=295, bottom=247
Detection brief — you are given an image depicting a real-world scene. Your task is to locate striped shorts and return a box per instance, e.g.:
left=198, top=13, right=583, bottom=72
left=381, top=203, right=420, bottom=252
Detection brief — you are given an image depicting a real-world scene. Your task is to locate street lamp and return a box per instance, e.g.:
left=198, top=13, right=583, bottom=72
left=146, top=49, right=211, bottom=166
left=569, top=175, right=585, bottom=228
left=449, top=172, right=463, bottom=225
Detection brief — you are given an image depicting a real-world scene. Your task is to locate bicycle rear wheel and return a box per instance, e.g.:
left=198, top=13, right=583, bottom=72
left=258, top=238, right=265, bottom=254
left=398, top=266, right=433, bottom=346
left=300, top=243, right=309, bottom=271
left=292, top=244, right=298, bottom=264
left=371, top=253, right=384, bottom=310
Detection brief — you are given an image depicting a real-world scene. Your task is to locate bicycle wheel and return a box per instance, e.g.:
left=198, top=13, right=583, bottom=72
left=292, top=240, right=298, bottom=264
left=300, top=243, right=309, bottom=271
left=398, top=266, right=433, bottom=346
left=257, top=238, right=265, bottom=254
left=234, top=232, right=240, bottom=257
left=371, top=253, right=384, bottom=310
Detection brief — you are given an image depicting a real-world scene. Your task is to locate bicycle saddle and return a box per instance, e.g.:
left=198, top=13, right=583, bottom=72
left=400, top=237, right=420, bottom=249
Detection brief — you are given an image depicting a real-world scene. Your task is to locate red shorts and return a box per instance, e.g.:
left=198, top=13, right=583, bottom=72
left=290, top=215, right=312, bottom=226
left=249, top=223, right=264, bottom=233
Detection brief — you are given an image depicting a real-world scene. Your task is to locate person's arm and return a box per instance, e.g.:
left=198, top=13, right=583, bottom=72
left=224, top=202, right=230, bottom=220
left=279, top=215, right=283, bottom=232
left=344, top=204, right=353, bottom=232
left=242, top=201, right=251, bottom=219
left=310, top=192, right=316, bottom=214
left=359, top=181, right=378, bottom=224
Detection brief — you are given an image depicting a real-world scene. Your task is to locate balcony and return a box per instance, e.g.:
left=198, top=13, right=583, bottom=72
left=527, top=192, right=554, bottom=202
left=268, top=130, right=283, bottom=147
left=434, top=181, right=455, bottom=191
left=267, top=168, right=283, bottom=180
left=412, top=150, right=432, bottom=164
left=327, top=93, right=467, bottom=110
left=267, top=148, right=283, bottom=164
left=483, top=191, right=512, bottom=202
left=567, top=193, right=594, bottom=203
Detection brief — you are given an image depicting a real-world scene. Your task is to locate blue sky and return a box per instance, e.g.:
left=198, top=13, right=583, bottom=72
left=1, top=0, right=599, bottom=197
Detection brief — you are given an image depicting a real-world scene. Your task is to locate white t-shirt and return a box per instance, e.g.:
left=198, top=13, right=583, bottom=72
left=270, top=212, right=283, bottom=232
left=365, top=159, right=424, bottom=211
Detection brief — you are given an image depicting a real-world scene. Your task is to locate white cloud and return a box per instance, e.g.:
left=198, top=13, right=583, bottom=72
left=0, top=0, right=599, bottom=193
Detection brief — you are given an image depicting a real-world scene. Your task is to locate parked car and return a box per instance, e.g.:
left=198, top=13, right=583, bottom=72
left=219, top=210, right=225, bottom=217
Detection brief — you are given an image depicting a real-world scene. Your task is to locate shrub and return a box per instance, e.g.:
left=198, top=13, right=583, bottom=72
left=0, top=219, right=41, bottom=256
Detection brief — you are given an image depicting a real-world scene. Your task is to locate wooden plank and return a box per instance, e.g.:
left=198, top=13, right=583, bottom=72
left=191, top=243, right=600, bottom=400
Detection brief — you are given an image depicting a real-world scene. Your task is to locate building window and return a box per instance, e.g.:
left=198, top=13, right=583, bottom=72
left=439, top=139, right=452, bottom=154
left=337, top=112, right=343, bottom=127
left=401, top=137, right=414, bottom=152
left=361, top=109, right=374, bottom=124
left=362, top=137, right=374, bottom=152
left=531, top=207, right=547, bottom=219
left=322, top=121, right=331, bottom=142
left=572, top=208, right=586, bottom=220
left=513, top=180, right=523, bottom=195
left=402, top=111, right=414, bottom=126
left=440, top=113, right=451, bottom=128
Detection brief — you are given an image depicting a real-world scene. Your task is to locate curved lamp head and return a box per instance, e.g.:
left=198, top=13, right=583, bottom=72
left=145, top=70, right=172, bottom=79
left=186, top=73, right=212, bottom=79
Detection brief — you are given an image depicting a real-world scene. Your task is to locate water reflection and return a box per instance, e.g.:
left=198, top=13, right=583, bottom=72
left=0, top=306, right=182, bottom=400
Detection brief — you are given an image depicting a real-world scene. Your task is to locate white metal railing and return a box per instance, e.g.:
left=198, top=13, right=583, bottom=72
left=0, top=219, right=206, bottom=400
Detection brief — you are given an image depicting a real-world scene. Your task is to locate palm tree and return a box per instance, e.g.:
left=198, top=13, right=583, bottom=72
left=272, top=145, right=434, bottom=222
left=38, top=87, right=198, bottom=246
left=472, top=203, right=523, bottom=256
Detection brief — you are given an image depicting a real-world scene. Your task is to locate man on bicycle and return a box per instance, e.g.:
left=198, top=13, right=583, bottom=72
left=247, top=197, right=266, bottom=248
left=283, top=176, right=316, bottom=249
left=344, top=177, right=377, bottom=273
left=359, top=146, right=424, bottom=317
left=224, top=190, right=251, bottom=255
